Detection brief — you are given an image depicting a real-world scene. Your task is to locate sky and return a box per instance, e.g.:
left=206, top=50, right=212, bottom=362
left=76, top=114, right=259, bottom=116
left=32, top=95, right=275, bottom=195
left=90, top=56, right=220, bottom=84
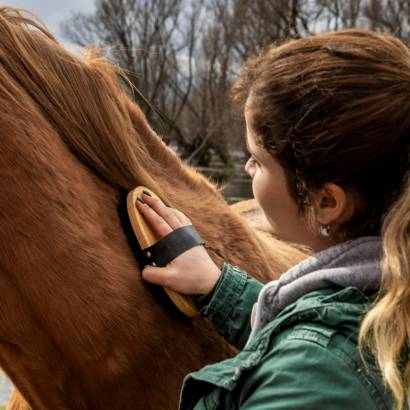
left=4, top=0, right=96, bottom=38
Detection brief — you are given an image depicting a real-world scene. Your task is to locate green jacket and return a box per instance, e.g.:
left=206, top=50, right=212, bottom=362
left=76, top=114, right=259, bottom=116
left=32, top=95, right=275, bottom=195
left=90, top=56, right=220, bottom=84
left=179, top=264, right=392, bottom=409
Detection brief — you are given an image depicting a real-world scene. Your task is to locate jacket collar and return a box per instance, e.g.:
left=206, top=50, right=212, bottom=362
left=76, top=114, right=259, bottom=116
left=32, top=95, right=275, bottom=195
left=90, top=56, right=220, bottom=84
left=247, top=236, right=382, bottom=343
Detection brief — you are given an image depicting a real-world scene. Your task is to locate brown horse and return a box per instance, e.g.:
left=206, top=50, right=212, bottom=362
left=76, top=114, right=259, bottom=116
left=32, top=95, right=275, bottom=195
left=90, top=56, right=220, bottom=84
left=0, top=7, right=307, bottom=410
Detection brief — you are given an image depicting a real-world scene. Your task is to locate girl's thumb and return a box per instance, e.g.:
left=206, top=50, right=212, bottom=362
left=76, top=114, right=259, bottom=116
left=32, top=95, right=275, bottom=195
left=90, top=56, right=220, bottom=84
left=142, top=265, right=169, bottom=286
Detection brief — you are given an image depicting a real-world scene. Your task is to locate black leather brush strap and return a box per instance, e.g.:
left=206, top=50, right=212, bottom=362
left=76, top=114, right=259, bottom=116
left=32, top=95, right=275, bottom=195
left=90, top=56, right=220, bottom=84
left=142, top=225, right=205, bottom=267
left=118, top=191, right=205, bottom=269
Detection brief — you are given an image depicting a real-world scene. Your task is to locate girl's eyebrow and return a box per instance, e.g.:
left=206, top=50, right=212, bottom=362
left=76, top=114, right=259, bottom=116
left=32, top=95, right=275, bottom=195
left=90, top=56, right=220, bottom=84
left=246, top=140, right=263, bottom=162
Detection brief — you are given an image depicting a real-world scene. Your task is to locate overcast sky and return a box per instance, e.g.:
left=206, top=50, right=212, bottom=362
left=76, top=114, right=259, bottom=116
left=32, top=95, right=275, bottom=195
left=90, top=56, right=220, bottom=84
left=4, top=0, right=95, bottom=38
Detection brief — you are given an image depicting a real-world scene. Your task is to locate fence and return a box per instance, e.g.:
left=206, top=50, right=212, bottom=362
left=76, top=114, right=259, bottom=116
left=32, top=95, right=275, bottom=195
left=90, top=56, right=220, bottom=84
left=195, top=154, right=252, bottom=204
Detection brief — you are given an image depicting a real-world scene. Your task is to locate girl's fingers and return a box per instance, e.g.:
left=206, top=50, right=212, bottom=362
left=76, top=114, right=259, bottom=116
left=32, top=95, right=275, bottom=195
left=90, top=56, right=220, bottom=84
left=136, top=199, right=173, bottom=238
left=141, top=194, right=184, bottom=230
left=172, top=209, right=192, bottom=226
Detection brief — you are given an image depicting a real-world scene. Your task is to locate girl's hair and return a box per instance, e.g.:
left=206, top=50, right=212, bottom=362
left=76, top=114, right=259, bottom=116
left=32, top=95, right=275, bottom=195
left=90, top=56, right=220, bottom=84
left=232, top=29, right=410, bottom=408
left=232, top=29, right=410, bottom=240
left=360, top=174, right=410, bottom=410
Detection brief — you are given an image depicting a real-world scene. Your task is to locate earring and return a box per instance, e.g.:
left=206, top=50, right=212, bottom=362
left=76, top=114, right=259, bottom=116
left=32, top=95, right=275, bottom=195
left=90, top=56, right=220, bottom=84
left=319, top=224, right=331, bottom=237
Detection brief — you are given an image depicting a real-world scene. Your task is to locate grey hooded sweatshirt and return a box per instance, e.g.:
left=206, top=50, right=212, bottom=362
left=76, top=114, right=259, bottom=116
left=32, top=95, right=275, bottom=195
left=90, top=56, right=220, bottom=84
left=246, top=236, right=382, bottom=344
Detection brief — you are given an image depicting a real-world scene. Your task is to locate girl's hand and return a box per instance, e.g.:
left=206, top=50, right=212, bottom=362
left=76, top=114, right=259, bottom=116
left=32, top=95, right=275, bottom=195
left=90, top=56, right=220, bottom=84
left=136, top=193, right=221, bottom=295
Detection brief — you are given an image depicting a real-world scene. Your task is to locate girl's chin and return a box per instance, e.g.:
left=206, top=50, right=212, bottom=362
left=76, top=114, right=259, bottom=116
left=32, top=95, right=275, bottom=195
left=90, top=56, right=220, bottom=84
left=265, top=217, right=280, bottom=237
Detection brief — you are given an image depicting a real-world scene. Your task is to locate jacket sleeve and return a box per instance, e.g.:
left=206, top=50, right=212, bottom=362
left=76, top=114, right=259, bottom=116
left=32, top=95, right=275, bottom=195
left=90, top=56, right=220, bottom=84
left=238, top=338, right=382, bottom=410
left=196, top=263, right=263, bottom=349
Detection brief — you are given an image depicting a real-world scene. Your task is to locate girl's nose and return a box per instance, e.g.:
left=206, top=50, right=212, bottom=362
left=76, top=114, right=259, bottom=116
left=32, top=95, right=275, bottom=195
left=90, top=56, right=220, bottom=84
left=244, top=159, right=253, bottom=177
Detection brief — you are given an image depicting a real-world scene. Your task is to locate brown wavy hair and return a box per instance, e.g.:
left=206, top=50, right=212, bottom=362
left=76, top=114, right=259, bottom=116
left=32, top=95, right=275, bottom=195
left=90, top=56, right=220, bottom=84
left=232, top=28, right=410, bottom=408
left=360, top=174, right=410, bottom=410
left=232, top=29, right=410, bottom=241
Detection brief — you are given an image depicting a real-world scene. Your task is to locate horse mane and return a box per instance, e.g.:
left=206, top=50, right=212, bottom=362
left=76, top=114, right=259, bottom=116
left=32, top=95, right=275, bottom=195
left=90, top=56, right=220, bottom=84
left=0, top=7, right=219, bottom=206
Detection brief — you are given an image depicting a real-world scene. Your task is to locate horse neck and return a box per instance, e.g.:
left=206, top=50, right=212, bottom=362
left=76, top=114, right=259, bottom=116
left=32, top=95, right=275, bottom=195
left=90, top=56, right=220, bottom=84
left=0, top=96, right=306, bottom=409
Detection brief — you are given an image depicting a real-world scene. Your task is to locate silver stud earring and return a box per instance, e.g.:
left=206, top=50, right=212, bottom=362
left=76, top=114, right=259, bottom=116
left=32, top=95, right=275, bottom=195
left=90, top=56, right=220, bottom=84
left=319, top=224, right=331, bottom=237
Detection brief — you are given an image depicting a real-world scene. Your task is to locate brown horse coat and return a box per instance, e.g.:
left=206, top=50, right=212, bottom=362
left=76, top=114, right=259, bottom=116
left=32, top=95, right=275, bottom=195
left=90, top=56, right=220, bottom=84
left=1, top=97, right=307, bottom=410
left=0, top=8, right=307, bottom=409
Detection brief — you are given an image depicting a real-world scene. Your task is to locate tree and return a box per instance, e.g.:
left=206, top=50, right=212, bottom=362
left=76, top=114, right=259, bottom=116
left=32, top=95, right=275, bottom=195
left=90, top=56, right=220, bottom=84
left=61, top=0, right=410, bottom=170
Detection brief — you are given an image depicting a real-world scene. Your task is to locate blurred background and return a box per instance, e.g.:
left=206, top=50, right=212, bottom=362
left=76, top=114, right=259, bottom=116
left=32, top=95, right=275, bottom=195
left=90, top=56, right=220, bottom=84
left=1, top=0, right=410, bottom=407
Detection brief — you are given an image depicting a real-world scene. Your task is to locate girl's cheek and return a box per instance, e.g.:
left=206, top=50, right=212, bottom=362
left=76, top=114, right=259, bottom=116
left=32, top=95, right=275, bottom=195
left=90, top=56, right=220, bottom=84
left=251, top=173, right=262, bottom=201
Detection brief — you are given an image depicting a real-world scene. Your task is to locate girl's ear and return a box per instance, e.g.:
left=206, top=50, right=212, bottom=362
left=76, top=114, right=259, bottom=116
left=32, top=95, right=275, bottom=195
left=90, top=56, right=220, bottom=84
left=313, top=183, right=355, bottom=226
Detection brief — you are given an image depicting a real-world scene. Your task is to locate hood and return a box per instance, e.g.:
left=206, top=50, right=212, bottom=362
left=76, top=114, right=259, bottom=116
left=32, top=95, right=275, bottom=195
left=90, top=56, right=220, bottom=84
left=247, top=236, right=382, bottom=343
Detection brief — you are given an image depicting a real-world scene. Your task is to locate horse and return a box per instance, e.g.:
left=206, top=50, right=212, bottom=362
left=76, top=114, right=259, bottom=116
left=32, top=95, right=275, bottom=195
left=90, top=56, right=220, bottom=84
left=0, top=7, right=308, bottom=409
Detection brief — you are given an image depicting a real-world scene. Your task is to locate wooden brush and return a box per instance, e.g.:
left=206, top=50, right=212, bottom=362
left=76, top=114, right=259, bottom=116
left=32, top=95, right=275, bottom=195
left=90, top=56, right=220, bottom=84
left=127, top=186, right=199, bottom=317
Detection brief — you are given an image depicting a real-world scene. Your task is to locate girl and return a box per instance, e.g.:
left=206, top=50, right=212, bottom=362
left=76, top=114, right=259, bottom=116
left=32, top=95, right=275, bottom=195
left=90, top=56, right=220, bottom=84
left=137, top=29, right=410, bottom=409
